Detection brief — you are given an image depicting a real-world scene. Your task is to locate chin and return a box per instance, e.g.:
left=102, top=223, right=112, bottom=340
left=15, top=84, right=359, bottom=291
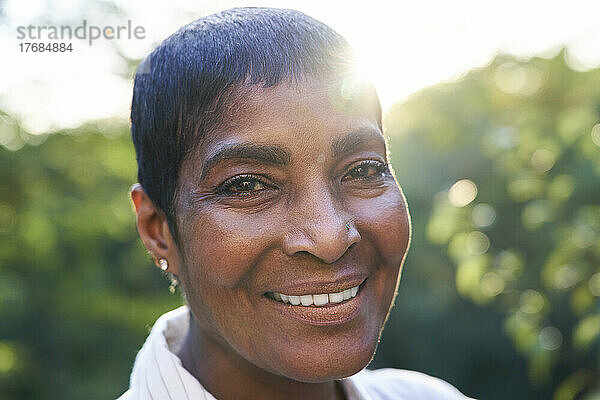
left=275, top=332, right=380, bottom=383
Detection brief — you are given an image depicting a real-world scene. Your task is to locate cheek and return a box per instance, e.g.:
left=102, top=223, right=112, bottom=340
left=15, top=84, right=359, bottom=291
left=178, top=209, right=282, bottom=288
left=350, top=186, right=411, bottom=311
left=176, top=209, right=285, bottom=345
left=352, top=186, right=411, bottom=266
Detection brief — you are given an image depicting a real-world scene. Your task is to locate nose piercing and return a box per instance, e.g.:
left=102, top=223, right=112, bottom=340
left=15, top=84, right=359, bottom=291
left=345, top=223, right=351, bottom=231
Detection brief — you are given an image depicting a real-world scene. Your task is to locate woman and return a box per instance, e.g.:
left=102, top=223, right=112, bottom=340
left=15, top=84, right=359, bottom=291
left=121, top=7, right=472, bottom=400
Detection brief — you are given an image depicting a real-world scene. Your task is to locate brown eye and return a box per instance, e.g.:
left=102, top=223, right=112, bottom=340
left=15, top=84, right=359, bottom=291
left=218, top=175, right=268, bottom=195
left=343, top=160, right=388, bottom=181
left=232, top=179, right=265, bottom=193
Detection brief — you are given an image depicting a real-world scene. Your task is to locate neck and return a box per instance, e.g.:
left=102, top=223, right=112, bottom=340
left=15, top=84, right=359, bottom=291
left=176, top=315, right=346, bottom=400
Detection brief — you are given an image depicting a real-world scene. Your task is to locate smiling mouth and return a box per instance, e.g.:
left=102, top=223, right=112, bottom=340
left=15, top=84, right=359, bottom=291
left=265, top=284, right=360, bottom=307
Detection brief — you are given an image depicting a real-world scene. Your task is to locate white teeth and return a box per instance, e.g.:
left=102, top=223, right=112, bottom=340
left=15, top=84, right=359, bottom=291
left=328, top=292, right=344, bottom=303
left=342, top=288, right=352, bottom=300
left=271, top=285, right=360, bottom=307
left=300, top=295, right=313, bottom=306
left=313, top=294, right=329, bottom=306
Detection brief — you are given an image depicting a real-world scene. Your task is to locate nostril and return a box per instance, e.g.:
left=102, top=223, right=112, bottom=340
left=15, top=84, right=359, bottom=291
left=282, top=217, right=360, bottom=263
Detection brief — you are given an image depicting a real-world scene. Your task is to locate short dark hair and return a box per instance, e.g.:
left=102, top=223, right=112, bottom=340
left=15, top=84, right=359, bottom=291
left=130, top=7, right=354, bottom=244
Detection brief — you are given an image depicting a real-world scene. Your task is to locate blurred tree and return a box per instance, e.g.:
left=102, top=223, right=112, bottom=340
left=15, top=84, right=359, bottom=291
left=375, top=50, right=600, bottom=400
left=0, top=117, right=183, bottom=399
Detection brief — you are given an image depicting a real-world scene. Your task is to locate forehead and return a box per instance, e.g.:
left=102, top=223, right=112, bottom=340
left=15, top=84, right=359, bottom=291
left=180, top=77, right=384, bottom=179
left=216, top=77, right=379, bottom=145
left=236, top=75, right=378, bottom=117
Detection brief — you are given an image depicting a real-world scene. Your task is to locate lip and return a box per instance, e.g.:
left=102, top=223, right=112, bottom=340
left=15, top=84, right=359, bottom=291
left=264, top=273, right=368, bottom=296
left=263, top=279, right=368, bottom=326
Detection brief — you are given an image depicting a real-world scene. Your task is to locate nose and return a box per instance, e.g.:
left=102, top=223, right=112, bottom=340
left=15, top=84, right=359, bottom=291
left=282, top=190, right=361, bottom=264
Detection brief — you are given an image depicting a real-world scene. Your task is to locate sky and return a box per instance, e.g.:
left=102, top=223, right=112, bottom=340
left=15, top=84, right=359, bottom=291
left=2, top=0, right=600, bottom=134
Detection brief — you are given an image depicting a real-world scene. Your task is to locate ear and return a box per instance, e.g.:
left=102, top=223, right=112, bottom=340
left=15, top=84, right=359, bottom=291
left=130, top=183, right=181, bottom=276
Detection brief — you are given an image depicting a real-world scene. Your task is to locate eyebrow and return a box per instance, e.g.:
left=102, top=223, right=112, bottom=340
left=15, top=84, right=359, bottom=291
left=199, top=128, right=385, bottom=180
left=200, top=143, right=291, bottom=180
left=330, top=129, right=386, bottom=159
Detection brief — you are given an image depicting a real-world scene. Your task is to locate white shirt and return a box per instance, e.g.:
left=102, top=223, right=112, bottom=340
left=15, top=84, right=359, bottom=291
left=117, top=306, right=475, bottom=400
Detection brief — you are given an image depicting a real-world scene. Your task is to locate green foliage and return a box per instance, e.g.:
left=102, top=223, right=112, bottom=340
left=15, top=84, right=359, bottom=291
left=0, top=123, right=183, bottom=399
left=0, top=50, right=598, bottom=399
left=380, top=50, right=600, bottom=399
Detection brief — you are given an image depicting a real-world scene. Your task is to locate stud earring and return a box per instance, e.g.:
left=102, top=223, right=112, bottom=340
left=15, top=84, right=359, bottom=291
left=158, top=258, right=169, bottom=271
left=345, top=223, right=351, bottom=231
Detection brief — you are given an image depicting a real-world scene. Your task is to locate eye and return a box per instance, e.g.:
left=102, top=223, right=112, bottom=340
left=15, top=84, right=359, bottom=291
left=342, top=160, right=389, bottom=181
left=217, top=174, right=269, bottom=196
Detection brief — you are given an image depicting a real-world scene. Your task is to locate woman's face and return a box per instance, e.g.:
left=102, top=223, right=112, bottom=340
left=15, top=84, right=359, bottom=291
left=173, top=77, right=411, bottom=382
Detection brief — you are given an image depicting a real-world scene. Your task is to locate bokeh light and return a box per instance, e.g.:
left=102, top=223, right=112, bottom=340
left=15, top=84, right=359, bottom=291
left=448, top=179, right=478, bottom=207
left=472, top=203, right=496, bottom=228
left=571, top=225, right=596, bottom=249
left=538, top=326, right=562, bottom=351
left=0, top=342, right=17, bottom=374
left=521, top=200, right=553, bottom=230
left=480, top=272, right=505, bottom=297
left=591, top=124, right=600, bottom=147
left=530, top=149, right=556, bottom=172
left=466, top=231, right=491, bottom=255
left=494, top=62, right=527, bottom=94
left=588, top=273, right=600, bottom=296
left=520, top=290, right=545, bottom=314
left=553, top=264, right=580, bottom=290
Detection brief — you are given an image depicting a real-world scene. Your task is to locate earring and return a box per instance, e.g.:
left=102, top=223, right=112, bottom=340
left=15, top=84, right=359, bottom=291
left=168, top=275, right=179, bottom=294
left=345, top=223, right=351, bottom=231
left=158, top=258, right=169, bottom=271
